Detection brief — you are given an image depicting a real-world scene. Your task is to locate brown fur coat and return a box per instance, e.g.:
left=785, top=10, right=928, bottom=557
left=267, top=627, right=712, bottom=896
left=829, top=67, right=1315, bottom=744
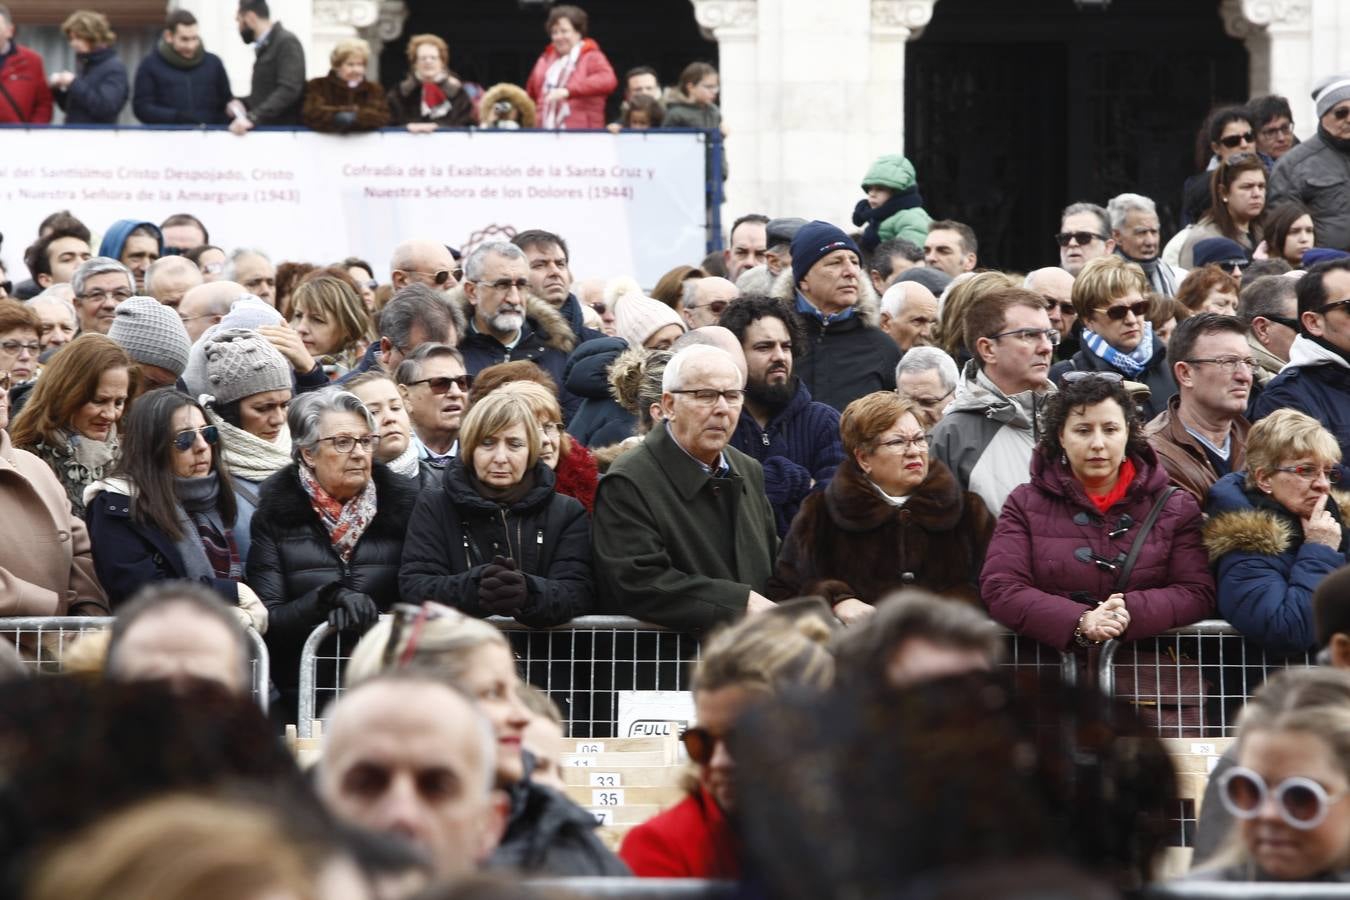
left=768, top=455, right=993, bottom=606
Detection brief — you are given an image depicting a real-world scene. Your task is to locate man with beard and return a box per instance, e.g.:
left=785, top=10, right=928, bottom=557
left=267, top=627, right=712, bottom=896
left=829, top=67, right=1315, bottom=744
left=1108, top=193, right=1180, bottom=297
left=227, top=0, right=305, bottom=133
left=723, top=296, right=843, bottom=536
left=458, top=241, right=576, bottom=416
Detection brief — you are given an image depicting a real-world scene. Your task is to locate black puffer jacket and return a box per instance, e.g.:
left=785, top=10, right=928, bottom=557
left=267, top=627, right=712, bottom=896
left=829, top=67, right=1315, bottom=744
left=564, top=336, right=635, bottom=448
left=247, top=463, right=419, bottom=712
left=489, top=753, right=630, bottom=876
left=400, top=459, right=593, bottom=626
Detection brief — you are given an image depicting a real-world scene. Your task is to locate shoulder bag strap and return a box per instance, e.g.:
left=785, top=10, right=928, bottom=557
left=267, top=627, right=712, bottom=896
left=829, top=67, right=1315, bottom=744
left=0, top=78, right=28, bottom=122
left=1114, top=486, right=1177, bottom=593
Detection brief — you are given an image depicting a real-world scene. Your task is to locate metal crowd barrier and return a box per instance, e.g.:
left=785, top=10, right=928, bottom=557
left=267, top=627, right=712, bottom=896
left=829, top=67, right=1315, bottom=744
left=297, top=615, right=700, bottom=739
left=0, top=616, right=271, bottom=712
left=525, top=879, right=734, bottom=898
left=1147, top=884, right=1350, bottom=899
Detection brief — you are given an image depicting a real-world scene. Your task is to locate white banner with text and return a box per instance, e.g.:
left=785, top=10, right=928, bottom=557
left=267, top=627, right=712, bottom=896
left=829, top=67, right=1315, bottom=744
left=0, top=128, right=710, bottom=287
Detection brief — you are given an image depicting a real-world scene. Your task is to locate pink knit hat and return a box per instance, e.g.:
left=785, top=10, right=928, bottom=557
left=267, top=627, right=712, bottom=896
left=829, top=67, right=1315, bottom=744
left=614, top=292, right=686, bottom=349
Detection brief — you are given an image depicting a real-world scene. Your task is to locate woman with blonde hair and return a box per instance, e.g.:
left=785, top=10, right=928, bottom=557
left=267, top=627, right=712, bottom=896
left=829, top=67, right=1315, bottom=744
left=290, top=275, right=372, bottom=380
left=1204, top=409, right=1347, bottom=653
left=388, top=33, right=474, bottom=130
left=50, top=10, right=128, bottom=123
left=400, top=390, right=593, bottom=625
left=619, top=604, right=835, bottom=878
left=1188, top=667, right=1350, bottom=882
left=345, top=603, right=628, bottom=875
left=301, top=37, right=390, bottom=133
left=10, top=334, right=139, bottom=518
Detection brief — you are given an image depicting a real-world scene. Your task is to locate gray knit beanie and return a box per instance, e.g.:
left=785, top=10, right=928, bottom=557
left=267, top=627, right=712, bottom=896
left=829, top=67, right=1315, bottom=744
left=106, top=296, right=192, bottom=377
left=203, top=327, right=293, bottom=405
left=1314, top=73, right=1350, bottom=119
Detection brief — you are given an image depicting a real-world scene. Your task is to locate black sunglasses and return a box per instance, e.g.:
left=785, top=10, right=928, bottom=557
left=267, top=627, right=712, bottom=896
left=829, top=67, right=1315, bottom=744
left=172, top=425, right=219, bottom=452
left=1043, top=296, right=1075, bottom=316
left=681, top=726, right=732, bottom=766
left=1266, top=314, right=1301, bottom=330
left=1097, top=300, right=1151, bottom=321
left=1218, top=131, right=1255, bottom=148
left=1315, top=299, right=1350, bottom=316
left=1335, top=107, right=1350, bottom=121
left=1053, top=231, right=1108, bottom=248
left=407, top=374, right=470, bottom=394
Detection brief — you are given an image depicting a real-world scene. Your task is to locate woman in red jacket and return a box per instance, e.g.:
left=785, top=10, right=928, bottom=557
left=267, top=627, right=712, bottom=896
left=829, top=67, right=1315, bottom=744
left=525, top=4, right=617, bottom=130
left=619, top=606, right=835, bottom=878
left=980, top=374, right=1215, bottom=650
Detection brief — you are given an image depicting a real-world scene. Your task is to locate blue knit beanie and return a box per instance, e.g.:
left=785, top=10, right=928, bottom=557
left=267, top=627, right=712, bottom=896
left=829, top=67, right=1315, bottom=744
left=790, top=221, right=861, bottom=286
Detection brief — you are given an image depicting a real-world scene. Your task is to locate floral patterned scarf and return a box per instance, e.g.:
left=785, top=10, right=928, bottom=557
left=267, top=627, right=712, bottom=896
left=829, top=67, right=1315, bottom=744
left=297, top=464, right=377, bottom=561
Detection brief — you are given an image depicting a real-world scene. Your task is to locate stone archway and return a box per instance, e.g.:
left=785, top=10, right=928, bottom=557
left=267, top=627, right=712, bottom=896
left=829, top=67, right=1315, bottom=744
left=1220, top=0, right=1314, bottom=129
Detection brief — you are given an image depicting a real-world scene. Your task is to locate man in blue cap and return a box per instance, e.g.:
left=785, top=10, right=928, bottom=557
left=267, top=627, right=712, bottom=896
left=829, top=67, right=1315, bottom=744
left=769, top=220, right=900, bottom=411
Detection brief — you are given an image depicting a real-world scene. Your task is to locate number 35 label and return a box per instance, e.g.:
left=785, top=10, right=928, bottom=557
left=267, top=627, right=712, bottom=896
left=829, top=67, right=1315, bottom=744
left=592, top=789, right=625, bottom=806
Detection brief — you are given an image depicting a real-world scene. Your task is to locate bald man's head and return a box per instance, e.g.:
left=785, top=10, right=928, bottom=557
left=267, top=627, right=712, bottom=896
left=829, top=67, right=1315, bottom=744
left=1025, top=267, right=1076, bottom=337
left=319, top=677, right=507, bottom=879
left=179, top=281, right=247, bottom=342
left=391, top=240, right=458, bottom=293
left=145, top=255, right=204, bottom=309
left=672, top=324, right=748, bottom=379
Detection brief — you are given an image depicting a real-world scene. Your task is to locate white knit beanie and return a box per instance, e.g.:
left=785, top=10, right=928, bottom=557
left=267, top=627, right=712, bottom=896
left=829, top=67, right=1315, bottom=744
left=1314, top=73, right=1350, bottom=118
left=614, top=292, right=686, bottom=349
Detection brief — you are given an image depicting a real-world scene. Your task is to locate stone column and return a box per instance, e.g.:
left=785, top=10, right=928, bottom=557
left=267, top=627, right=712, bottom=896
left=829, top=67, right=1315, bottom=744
left=691, top=0, right=938, bottom=235
left=1222, top=0, right=1316, bottom=137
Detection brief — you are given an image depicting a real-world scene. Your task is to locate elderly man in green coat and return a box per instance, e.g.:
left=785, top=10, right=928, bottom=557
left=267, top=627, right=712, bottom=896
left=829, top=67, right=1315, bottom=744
left=593, top=345, right=779, bottom=633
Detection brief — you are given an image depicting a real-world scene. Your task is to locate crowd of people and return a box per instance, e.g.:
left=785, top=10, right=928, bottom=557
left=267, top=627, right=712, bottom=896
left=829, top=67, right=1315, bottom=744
left=4, top=0, right=1350, bottom=896
left=0, top=1, right=724, bottom=138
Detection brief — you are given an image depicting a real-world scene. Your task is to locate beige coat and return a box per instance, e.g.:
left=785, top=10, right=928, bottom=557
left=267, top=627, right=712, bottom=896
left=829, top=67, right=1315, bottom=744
left=0, top=431, right=107, bottom=614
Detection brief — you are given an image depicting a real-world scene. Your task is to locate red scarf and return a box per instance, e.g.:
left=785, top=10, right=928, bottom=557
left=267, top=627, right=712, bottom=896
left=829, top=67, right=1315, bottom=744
left=1084, top=457, right=1136, bottom=514
left=421, top=80, right=447, bottom=112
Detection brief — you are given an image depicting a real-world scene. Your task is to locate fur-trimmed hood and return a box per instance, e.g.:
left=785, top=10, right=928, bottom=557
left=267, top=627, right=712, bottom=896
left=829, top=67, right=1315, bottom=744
left=479, top=82, right=537, bottom=128
left=1203, top=471, right=1350, bottom=562
left=446, top=285, right=577, bottom=355
left=769, top=267, right=881, bottom=329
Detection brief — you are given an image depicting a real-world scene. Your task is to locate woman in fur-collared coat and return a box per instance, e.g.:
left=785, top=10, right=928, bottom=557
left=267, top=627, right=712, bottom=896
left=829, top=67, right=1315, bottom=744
left=1203, top=410, right=1348, bottom=655
left=769, top=392, right=993, bottom=619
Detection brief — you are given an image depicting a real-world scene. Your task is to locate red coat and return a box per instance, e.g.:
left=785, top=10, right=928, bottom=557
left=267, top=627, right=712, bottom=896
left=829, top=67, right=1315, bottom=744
left=0, top=44, right=54, bottom=124
left=525, top=39, right=617, bottom=130
left=618, top=787, right=741, bottom=879
left=980, top=446, right=1215, bottom=650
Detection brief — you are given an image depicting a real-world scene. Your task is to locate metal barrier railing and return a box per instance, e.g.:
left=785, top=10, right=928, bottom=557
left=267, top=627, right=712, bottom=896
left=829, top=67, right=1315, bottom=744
left=1146, top=882, right=1350, bottom=899
left=0, top=616, right=271, bottom=712
left=297, top=616, right=699, bottom=739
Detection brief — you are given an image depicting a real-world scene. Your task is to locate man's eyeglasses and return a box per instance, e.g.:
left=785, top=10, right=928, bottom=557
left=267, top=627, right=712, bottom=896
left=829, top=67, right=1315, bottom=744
left=1043, top=296, right=1076, bottom=317
left=876, top=432, right=930, bottom=452
left=1218, top=131, right=1255, bottom=148
left=0, top=340, right=40, bottom=355
left=989, top=327, right=1060, bottom=346
left=1097, top=300, right=1151, bottom=321
left=315, top=433, right=381, bottom=454
left=1219, top=766, right=1347, bottom=830
left=1182, top=356, right=1258, bottom=373
left=1054, top=231, right=1108, bottom=247
left=406, top=374, right=470, bottom=394
left=1315, top=299, right=1350, bottom=316
left=671, top=388, right=746, bottom=406
left=1273, top=464, right=1342, bottom=483
left=172, top=425, right=219, bottom=452
left=691, top=300, right=730, bottom=316
left=1063, top=371, right=1124, bottom=385
left=404, top=269, right=456, bottom=286
left=1265, top=314, right=1301, bottom=330
left=1260, top=121, right=1294, bottom=138
left=81, top=288, right=133, bottom=304
left=477, top=278, right=530, bottom=292
left=906, top=388, right=954, bottom=410
left=1334, top=106, right=1350, bottom=122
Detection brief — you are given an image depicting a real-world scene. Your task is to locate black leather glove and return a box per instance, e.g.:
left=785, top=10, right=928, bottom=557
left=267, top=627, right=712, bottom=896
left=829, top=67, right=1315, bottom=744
left=478, top=555, right=528, bottom=616
left=324, top=586, right=380, bottom=632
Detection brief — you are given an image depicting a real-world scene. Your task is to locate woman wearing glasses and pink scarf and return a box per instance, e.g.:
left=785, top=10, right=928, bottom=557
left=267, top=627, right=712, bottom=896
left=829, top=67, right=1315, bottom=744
left=84, top=388, right=265, bottom=627
left=1204, top=410, right=1347, bottom=654
left=247, top=389, right=419, bottom=719
left=524, top=5, right=616, bottom=130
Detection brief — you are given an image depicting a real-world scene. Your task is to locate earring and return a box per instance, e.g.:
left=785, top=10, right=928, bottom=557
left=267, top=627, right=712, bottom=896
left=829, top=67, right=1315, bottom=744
left=1060, top=452, right=1068, bottom=466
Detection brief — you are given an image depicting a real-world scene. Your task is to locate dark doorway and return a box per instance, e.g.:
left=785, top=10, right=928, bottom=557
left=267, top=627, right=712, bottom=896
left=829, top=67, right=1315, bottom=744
left=379, top=1, right=717, bottom=121
left=906, top=0, right=1248, bottom=271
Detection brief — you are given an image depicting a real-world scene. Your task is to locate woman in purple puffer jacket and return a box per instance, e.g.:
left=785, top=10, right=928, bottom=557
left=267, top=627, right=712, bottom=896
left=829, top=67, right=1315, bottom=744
left=981, top=374, right=1215, bottom=650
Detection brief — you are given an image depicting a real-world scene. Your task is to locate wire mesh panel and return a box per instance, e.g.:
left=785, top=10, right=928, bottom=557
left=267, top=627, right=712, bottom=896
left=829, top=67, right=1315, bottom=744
left=297, top=616, right=701, bottom=739
left=997, top=632, right=1076, bottom=695
left=0, top=616, right=270, bottom=711
left=1100, top=621, right=1316, bottom=739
